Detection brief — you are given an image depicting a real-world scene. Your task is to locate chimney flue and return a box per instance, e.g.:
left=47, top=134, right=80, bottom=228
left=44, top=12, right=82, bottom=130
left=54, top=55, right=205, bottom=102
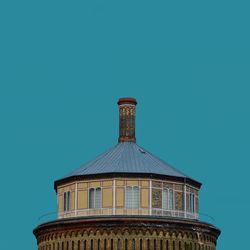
left=118, top=97, right=137, bottom=143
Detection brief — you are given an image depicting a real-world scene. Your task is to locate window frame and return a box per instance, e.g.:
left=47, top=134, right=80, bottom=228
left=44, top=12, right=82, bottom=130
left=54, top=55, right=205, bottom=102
left=189, top=192, right=195, bottom=213
left=63, top=191, right=70, bottom=212
left=162, top=187, right=174, bottom=211
left=88, top=187, right=102, bottom=209
left=125, top=185, right=140, bottom=209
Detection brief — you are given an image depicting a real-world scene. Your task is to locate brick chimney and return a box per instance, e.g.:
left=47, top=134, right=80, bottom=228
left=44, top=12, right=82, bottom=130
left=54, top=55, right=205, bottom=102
left=117, top=97, right=137, bottom=143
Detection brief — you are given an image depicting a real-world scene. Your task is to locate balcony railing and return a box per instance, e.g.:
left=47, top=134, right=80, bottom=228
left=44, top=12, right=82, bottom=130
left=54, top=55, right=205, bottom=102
left=59, top=208, right=198, bottom=220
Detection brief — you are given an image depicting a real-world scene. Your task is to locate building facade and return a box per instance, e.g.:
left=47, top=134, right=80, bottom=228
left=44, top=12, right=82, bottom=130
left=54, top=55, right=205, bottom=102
left=33, top=98, right=220, bottom=250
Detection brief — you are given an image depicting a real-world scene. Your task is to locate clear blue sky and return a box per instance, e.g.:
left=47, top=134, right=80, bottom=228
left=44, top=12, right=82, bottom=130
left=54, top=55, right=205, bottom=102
left=0, top=1, right=249, bottom=249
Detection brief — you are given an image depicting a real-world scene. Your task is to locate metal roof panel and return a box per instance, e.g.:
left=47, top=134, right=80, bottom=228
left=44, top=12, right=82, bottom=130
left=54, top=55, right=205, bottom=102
left=59, top=142, right=192, bottom=180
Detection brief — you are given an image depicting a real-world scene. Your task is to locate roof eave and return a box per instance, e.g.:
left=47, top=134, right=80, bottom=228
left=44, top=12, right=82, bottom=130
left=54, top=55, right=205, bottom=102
left=54, top=173, right=202, bottom=193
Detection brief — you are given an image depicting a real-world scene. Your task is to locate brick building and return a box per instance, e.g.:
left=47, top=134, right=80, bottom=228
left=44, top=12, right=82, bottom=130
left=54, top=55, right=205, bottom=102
left=33, top=98, right=220, bottom=250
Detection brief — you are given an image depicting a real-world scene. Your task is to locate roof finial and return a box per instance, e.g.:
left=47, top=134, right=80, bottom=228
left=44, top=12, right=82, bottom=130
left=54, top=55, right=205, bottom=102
left=117, top=97, right=137, bottom=143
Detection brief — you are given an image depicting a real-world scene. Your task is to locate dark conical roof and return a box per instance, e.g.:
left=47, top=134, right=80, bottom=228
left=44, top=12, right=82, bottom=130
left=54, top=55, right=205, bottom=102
left=55, top=142, right=201, bottom=189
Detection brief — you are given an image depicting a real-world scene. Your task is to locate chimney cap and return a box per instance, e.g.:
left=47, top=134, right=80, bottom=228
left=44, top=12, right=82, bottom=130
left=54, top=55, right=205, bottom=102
left=117, top=97, right=137, bottom=106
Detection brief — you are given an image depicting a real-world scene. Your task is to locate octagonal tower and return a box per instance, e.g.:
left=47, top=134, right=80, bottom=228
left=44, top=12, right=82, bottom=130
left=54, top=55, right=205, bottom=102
left=33, top=98, right=220, bottom=250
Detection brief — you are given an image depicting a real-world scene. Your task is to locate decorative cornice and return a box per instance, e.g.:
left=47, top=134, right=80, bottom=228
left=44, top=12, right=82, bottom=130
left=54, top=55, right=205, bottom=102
left=33, top=216, right=220, bottom=240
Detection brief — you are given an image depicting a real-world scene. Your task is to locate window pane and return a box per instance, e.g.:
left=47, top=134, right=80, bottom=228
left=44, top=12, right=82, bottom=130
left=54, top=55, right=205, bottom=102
left=126, top=186, right=139, bottom=208
left=89, top=189, right=95, bottom=208
left=163, top=188, right=173, bottom=210
left=169, top=189, right=173, bottom=210
left=132, top=186, right=139, bottom=208
left=67, top=192, right=70, bottom=211
left=117, top=239, right=121, bottom=250
left=191, top=193, right=195, bottom=213
left=126, top=187, right=132, bottom=208
left=162, top=189, right=168, bottom=210
left=95, top=188, right=101, bottom=208
left=63, top=192, right=67, bottom=211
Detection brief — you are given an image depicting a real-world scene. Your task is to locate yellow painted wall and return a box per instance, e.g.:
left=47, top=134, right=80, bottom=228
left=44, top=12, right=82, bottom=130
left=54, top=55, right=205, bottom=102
left=141, top=180, right=149, bottom=187
left=78, top=190, right=88, bottom=209
left=116, top=180, right=124, bottom=186
left=116, top=187, right=124, bottom=207
left=89, top=181, right=101, bottom=188
left=141, top=188, right=149, bottom=208
left=103, top=180, right=113, bottom=187
left=58, top=195, right=63, bottom=213
left=102, top=188, right=113, bottom=207
left=78, top=182, right=88, bottom=189
left=127, top=180, right=139, bottom=186
left=82, top=190, right=88, bottom=209
left=70, top=191, right=75, bottom=210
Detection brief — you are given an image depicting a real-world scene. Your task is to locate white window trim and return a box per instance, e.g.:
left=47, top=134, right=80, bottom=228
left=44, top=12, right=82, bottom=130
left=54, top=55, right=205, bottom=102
left=184, top=184, right=187, bottom=218
left=149, top=180, right=152, bottom=215
left=162, top=187, right=174, bottom=210
left=113, top=179, right=116, bottom=215
left=63, top=191, right=70, bottom=212
left=88, top=187, right=102, bottom=209
left=75, top=183, right=78, bottom=216
left=125, top=185, right=140, bottom=209
left=189, top=192, right=195, bottom=213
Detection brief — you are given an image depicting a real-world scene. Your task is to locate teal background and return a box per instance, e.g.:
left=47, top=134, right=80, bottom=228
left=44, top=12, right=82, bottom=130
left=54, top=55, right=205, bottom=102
left=0, top=1, right=249, bottom=249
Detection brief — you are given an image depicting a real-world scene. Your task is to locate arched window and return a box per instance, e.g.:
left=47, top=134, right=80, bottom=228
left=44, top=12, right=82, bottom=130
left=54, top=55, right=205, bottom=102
left=166, top=240, right=169, bottom=250
left=104, top=239, right=107, bottom=250
left=90, top=240, right=93, bottom=250
left=83, top=240, right=86, bottom=250
left=117, top=239, right=121, bottom=250
left=89, top=188, right=101, bottom=209
left=66, top=241, right=69, bottom=250
left=189, top=192, right=195, bottom=213
left=173, top=241, right=175, bottom=250
left=125, top=186, right=139, bottom=208
left=77, top=240, right=80, bottom=250
left=147, top=239, right=150, bottom=250
left=140, top=239, right=143, bottom=250
left=154, top=239, right=156, bottom=250
left=133, top=239, right=136, bottom=250
left=125, top=239, right=128, bottom=250
left=111, top=239, right=113, bottom=250
left=160, top=240, right=163, bottom=250
left=72, top=241, right=74, bottom=250
left=163, top=188, right=173, bottom=210
left=97, top=239, right=100, bottom=250
left=63, top=191, right=70, bottom=212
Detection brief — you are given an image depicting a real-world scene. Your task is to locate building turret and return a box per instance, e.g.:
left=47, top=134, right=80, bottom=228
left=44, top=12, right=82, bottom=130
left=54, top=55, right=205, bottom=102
left=33, top=98, right=220, bottom=250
